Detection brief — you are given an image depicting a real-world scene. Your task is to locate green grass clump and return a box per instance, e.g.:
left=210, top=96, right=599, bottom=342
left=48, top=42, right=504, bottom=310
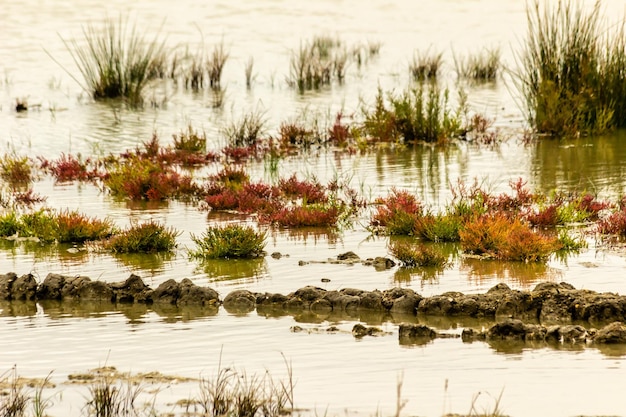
left=0, top=209, right=115, bottom=243
left=60, top=16, right=166, bottom=105
left=0, top=212, right=20, bottom=237
left=417, top=213, right=462, bottom=242
left=17, top=210, right=58, bottom=242
left=361, top=83, right=464, bottom=143
left=513, top=0, right=626, bottom=137
left=105, top=221, right=179, bottom=253
left=388, top=240, right=448, bottom=267
left=172, top=125, right=207, bottom=153
left=221, top=109, right=267, bottom=148
left=0, top=154, right=33, bottom=185
left=189, top=224, right=266, bottom=259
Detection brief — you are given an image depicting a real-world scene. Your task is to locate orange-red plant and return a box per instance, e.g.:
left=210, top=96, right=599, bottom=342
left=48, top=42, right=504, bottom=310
left=460, top=213, right=560, bottom=261
left=371, top=188, right=423, bottom=235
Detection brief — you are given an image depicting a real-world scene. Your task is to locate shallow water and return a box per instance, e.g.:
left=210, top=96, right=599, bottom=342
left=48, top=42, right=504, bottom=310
left=3, top=1, right=626, bottom=416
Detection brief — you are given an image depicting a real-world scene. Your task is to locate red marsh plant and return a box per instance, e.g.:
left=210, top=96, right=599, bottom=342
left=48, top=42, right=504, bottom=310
left=204, top=182, right=282, bottom=214
left=597, top=205, right=626, bottom=239
left=370, top=188, right=424, bottom=235
left=54, top=210, right=117, bottom=243
left=11, top=189, right=47, bottom=208
left=597, top=212, right=626, bottom=238
left=328, top=112, right=353, bottom=147
left=39, top=153, right=95, bottom=182
left=208, top=166, right=250, bottom=190
left=119, top=133, right=217, bottom=167
left=104, top=220, right=179, bottom=253
left=278, top=174, right=327, bottom=204
left=277, top=119, right=316, bottom=148
left=260, top=204, right=341, bottom=228
left=189, top=224, right=266, bottom=259
left=460, top=213, right=560, bottom=262
left=104, top=157, right=199, bottom=201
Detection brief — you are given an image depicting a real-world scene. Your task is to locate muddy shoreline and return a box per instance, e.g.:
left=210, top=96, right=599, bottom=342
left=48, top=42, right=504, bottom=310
left=2, top=271, right=626, bottom=348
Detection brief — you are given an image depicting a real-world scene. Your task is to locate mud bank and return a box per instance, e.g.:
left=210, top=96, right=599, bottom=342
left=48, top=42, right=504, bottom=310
left=3, top=272, right=626, bottom=330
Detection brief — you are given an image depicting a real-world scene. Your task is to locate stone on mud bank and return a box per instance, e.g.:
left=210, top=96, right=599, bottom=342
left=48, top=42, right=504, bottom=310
left=398, top=323, right=436, bottom=345
left=21, top=272, right=220, bottom=307
left=223, top=289, right=257, bottom=313
left=593, top=321, right=626, bottom=344
left=352, top=323, right=383, bottom=338
left=6, top=270, right=626, bottom=329
left=461, top=319, right=626, bottom=345
left=0, top=272, right=37, bottom=301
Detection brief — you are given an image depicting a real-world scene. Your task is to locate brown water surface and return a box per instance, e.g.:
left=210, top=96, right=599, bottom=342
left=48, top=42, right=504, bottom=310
left=3, top=1, right=626, bottom=416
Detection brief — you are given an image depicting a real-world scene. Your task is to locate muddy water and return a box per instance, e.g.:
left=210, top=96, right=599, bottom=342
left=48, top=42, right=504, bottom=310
left=3, top=1, right=626, bottom=416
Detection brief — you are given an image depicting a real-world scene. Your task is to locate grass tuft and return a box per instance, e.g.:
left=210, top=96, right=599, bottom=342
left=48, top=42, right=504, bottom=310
left=104, top=220, right=179, bottom=253
left=454, top=47, right=501, bottom=81
left=189, top=224, right=266, bottom=259
left=388, top=240, right=448, bottom=267
left=409, top=48, right=443, bottom=81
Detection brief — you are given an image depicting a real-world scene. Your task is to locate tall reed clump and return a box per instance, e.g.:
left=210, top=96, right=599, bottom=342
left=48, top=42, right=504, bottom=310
left=60, top=16, right=167, bottom=105
left=409, top=48, right=443, bottom=81
left=0, top=366, right=28, bottom=417
left=513, top=0, right=626, bottom=137
left=288, top=35, right=349, bottom=91
left=454, top=47, right=501, bottom=81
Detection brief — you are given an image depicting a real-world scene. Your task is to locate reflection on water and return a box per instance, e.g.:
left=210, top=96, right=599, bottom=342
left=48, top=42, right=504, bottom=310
left=0, top=240, right=90, bottom=265
left=531, top=132, right=626, bottom=197
left=196, top=257, right=268, bottom=283
left=460, top=257, right=563, bottom=288
left=393, top=266, right=445, bottom=283
left=111, top=251, right=176, bottom=275
left=270, top=227, right=341, bottom=246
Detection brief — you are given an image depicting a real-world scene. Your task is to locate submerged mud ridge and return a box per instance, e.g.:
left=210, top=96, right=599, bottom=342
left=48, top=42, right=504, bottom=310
left=2, top=271, right=626, bottom=345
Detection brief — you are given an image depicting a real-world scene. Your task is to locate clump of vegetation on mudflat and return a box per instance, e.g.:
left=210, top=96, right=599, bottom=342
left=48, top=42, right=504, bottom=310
left=359, top=83, right=466, bottom=143
left=454, top=47, right=501, bottom=81
left=0, top=209, right=116, bottom=243
left=388, top=239, right=449, bottom=267
left=513, top=0, right=626, bottom=137
left=371, top=179, right=610, bottom=262
left=459, top=213, right=560, bottom=262
left=202, top=171, right=362, bottom=228
left=409, top=47, right=443, bottom=81
left=104, top=220, right=179, bottom=253
left=0, top=153, right=34, bottom=185
left=189, top=224, right=266, bottom=259
left=39, top=153, right=97, bottom=182
left=59, top=16, right=167, bottom=105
